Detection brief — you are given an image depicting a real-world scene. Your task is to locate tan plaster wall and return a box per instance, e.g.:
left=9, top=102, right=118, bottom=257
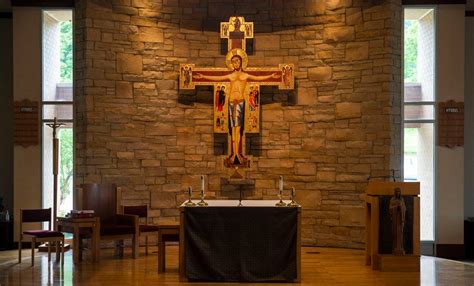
left=436, top=5, right=465, bottom=245
left=13, top=7, right=42, bottom=240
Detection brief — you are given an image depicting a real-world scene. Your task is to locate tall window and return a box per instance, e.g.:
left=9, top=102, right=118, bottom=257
left=42, top=10, right=73, bottom=218
left=403, top=8, right=435, bottom=241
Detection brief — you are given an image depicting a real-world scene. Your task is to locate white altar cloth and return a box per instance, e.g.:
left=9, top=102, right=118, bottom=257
left=180, top=199, right=295, bottom=207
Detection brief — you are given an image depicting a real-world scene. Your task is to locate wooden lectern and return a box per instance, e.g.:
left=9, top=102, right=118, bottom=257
left=365, top=181, right=420, bottom=272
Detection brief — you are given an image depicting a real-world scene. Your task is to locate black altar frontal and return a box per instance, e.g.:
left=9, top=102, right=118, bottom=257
left=179, top=200, right=301, bottom=282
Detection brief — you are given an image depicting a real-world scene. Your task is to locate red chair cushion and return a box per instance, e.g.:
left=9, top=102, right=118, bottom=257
left=139, top=225, right=159, bottom=232
left=23, top=230, right=64, bottom=238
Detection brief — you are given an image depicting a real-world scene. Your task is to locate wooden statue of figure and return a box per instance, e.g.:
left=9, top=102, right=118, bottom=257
left=389, top=187, right=406, bottom=255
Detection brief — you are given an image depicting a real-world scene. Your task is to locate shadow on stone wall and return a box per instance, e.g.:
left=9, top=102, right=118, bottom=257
left=91, top=0, right=385, bottom=32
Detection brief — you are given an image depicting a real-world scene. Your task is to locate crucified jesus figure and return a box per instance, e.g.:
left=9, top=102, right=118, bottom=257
left=193, top=54, right=279, bottom=165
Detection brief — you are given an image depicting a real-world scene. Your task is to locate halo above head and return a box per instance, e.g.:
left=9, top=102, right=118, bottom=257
left=226, top=48, right=248, bottom=70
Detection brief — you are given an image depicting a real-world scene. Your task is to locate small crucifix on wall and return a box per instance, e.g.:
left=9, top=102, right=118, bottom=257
left=179, top=16, right=294, bottom=168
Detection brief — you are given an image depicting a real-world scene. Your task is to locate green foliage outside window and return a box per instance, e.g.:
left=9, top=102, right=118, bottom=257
left=404, top=20, right=418, bottom=83
left=60, top=21, right=73, bottom=83
left=59, top=128, right=73, bottom=217
left=58, top=20, right=73, bottom=217
left=404, top=128, right=417, bottom=155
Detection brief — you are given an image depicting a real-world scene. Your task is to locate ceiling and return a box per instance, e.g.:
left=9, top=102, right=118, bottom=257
left=44, top=10, right=72, bottom=21
left=405, top=8, right=434, bottom=21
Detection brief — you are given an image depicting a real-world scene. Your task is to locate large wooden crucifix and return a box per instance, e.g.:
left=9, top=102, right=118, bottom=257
left=179, top=16, right=294, bottom=168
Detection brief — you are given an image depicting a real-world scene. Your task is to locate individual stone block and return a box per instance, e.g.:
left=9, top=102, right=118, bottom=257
left=295, top=190, right=321, bottom=209
left=326, top=0, right=351, bottom=10
left=256, top=35, right=280, bottom=50
left=336, top=102, right=361, bottom=119
left=117, top=152, right=135, bottom=159
left=150, top=192, right=176, bottom=209
left=86, top=28, right=101, bottom=41
left=290, top=123, right=307, bottom=137
left=142, top=160, right=161, bottom=167
left=346, top=42, right=369, bottom=61
left=116, top=53, right=143, bottom=74
left=173, top=38, right=189, bottom=57
left=339, top=205, right=365, bottom=227
left=346, top=8, right=362, bottom=25
left=116, top=81, right=133, bottom=98
left=145, top=123, right=177, bottom=136
left=295, top=162, right=317, bottom=175
left=298, top=87, right=318, bottom=105
left=324, top=26, right=355, bottom=43
left=326, top=129, right=365, bottom=141
left=317, top=171, right=336, bottom=182
left=129, top=27, right=164, bottom=42
left=302, top=138, right=325, bottom=151
left=305, top=0, right=325, bottom=15
left=308, top=66, right=332, bottom=81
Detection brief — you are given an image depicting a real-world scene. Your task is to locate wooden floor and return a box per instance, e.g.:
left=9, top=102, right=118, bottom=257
left=1, top=245, right=474, bottom=285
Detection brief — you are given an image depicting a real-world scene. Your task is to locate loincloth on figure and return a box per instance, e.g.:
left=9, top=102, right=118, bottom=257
left=229, top=100, right=245, bottom=128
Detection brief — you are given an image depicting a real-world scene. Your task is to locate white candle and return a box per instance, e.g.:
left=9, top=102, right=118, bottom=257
left=279, top=176, right=283, bottom=191
left=201, top=175, right=205, bottom=192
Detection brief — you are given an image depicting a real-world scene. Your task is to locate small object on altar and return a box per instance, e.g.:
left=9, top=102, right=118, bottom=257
left=185, top=186, right=196, bottom=207
left=197, top=176, right=208, bottom=207
left=287, top=187, right=299, bottom=207
left=275, top=176, right=286, bottom=207
left=237, top=187, right=243, bottom=207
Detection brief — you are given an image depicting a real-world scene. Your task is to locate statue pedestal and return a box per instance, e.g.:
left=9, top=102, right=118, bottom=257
left=365, top=181, right=420, bottom=272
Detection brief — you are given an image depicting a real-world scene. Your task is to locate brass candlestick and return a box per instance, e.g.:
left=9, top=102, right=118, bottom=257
left=185, top=186, right=196, bottom=206
left=275, top=176, right=286, bottom=207
left=287, top=187, right=299, bottom=207
left=197, top=175, right=208, bottom=206
left=197, top=189, right=208, bottom=206
left=238, top=187, right=243, bottom=207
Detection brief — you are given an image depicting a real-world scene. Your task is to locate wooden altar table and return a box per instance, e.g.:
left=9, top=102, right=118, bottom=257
left=179, top=200, right=301, bottom=282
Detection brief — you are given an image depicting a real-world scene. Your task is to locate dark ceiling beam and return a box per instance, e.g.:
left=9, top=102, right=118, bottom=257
left=402, top=0, right=466, bottom=4
left=11, top=0, right=74, bottom=7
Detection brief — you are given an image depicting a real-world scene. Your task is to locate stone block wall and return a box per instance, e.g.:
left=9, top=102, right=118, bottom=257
left=75, top=0, right=402, bottom=248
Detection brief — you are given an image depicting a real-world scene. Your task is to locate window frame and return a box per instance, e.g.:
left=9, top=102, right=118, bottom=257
left=40, top=8, right=75, bottom=222
left=402, top=5, right=437, bottom=252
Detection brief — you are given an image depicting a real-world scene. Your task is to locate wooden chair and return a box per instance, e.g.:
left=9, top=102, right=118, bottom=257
left=18, top=208, right=65, bottom=266
left=123, top=205, right=159, bottom=255
left=75, top=183, right=139, bottom=259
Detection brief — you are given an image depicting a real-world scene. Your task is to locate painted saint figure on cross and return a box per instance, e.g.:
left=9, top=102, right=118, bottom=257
left=179, top=16, right=294, bottom=168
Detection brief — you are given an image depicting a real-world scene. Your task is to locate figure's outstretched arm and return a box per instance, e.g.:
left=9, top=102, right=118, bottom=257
left=194, top=73, right=230, bottom=82
left=247, top=73, right=280, bottom=81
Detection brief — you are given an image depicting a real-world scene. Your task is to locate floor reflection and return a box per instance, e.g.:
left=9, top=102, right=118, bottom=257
left=1, top=247, right=474, bottom=285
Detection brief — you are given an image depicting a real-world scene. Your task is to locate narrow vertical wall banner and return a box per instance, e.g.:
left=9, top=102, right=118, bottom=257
left=438, top=100, right=464, bottom=147
left=14, top=99, right=39, bottom=147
